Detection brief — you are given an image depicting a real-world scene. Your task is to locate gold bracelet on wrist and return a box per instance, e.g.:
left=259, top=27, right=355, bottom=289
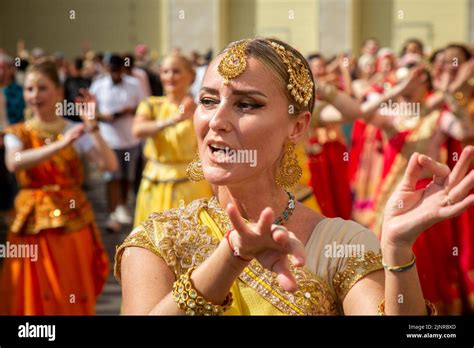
left=172, top=267, right=233, bottom=316
left=378, top=299, right=437, bottom=316
left=382, top=254, right=416, bottom=272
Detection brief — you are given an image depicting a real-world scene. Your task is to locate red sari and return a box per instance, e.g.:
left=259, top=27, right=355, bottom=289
left=445, top=134, right=474, bottom=313
left=307, top=125, right=352, bottom=219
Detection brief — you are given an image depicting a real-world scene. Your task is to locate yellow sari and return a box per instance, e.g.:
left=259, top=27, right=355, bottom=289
left=115, top=197, right=383, bottom=315
left=134, top=96, right=212, bottom=226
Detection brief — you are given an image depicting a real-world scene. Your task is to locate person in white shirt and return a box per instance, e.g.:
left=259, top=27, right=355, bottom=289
left=89, top=54, right=145, bottom=232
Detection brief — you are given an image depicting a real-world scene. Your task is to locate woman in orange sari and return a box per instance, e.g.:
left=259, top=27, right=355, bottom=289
left=0, top=59, right=117, bottom=315
left=115, top=38, right=473, bottom=316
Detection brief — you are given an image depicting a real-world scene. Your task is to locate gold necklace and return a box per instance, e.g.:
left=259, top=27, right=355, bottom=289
left=215, top=191, right=296, bottom=227
left=26, top=116, right=67, bottom=142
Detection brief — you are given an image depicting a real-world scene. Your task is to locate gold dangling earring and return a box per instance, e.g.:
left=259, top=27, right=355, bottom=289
left=186, top=153, right=205, bottom=182
left=275, top=142, right=302, bottom=188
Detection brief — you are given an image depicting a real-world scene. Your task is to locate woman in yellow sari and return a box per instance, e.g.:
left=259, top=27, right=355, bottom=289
left=132, top=53, right=211, bottom=227
left=0, top=59, right=117, bottom=315
left=115, top=38, right=474, bottom=315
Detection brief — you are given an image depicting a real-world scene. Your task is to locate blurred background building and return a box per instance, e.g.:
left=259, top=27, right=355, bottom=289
left=1, top=0, right=473, bottom=60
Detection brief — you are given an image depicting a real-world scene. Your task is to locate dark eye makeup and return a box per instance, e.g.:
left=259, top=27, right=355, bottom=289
left=198, top=97, right=264, bottom=111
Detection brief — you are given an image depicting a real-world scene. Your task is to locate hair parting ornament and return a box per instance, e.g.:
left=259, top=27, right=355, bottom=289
left=217, top=40, right=249, bottom=85
left=217, top=39, right=314, bottom=107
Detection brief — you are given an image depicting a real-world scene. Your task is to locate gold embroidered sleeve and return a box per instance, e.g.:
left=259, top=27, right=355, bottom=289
left=332, top=250, right=383, bottom=301
left=114, top=199, right=219, bottom=283
left=114, top=228, right=163, bottom=283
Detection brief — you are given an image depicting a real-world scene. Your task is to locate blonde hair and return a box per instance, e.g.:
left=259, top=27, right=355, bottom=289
left=161, top=53, right=196, bottom=83
left=218, top=38, right=316, bottom=115
left=26, top=58, right=61, bottom=87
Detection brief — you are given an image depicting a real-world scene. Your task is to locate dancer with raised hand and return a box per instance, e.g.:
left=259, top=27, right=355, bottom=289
left=0, top=59, right=117, bottom=315
left=316, top=62, right=474, bottom=313
left=131, top=53, right=211, bottom=227
left=116, top=38, right=473, bottom=315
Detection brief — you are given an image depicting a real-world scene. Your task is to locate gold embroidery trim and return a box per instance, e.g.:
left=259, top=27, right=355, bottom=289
left=115, top=197, right=339, bottom=315
left=240, top=261, right=338, bottom=315
left=114, top=228, right=163, bottom=282
left=332, top=250, right=384, bottom=301
left=206, top=196, right=338, bottom=315
left=138, top=199, right=219, bottom=276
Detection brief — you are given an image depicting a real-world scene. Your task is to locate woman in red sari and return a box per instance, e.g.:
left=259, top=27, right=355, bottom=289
left=440, top=45, right=474, bottom=312
left=349, top=55, right=384, bottom=226
left=0, top=60, right=117, bottom=315
left=307, top=54, right=352, bottom=219
left=316, top=64, right=474, bottom=314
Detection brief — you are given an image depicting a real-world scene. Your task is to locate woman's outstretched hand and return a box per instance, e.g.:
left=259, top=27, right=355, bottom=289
left=226, top=203, right=306, bottom=292
left=382, top=146, right=474, bottom=248
left=76, top=88, right=99, bottom=125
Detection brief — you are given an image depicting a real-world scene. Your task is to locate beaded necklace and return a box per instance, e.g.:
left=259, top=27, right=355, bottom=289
left=239, top=191, right=295, bottom=226
left=273, top=191, right=296, bottom=226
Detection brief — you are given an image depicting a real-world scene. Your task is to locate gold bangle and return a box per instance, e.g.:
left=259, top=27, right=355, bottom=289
left=382, top=254, right=416, bottom=272
left=378, top=299, right=437, bottom=316
left=172, top=267, right=233, bottom=316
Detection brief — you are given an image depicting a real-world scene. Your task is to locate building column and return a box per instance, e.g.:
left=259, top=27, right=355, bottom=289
left=318, top=0, right=355, bottom=56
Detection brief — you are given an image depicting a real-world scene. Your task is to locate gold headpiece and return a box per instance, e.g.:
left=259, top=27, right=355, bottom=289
left=267, top=40, right=314, bottom=107
left=217, top=40, right=249, bottom=85
left=217, top=39, right=314, bottom=107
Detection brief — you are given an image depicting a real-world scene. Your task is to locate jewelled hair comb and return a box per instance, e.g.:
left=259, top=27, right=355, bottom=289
left=267, top=40, right=314, bottom=107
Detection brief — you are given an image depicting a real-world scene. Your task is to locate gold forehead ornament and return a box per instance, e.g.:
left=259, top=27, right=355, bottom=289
left=217, top=39, right=314, bottom=107
left=217, top=40, right=249, bottom=85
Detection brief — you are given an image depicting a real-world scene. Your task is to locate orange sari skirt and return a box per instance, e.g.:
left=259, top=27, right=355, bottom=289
left=0, top=225, right=109, bottom=315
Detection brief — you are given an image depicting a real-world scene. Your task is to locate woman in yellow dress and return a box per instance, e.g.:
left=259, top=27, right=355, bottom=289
left=132, top=53, right=212, bottom=226
left=0, top=59, right=117, bottom=315
left=115, top=38, right=473, bottom=315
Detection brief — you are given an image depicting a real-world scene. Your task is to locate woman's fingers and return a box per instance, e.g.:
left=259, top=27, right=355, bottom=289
left=418, top=154, right=451, bottom=185
left=286, top=232, right=306, bottom=267
left=257, top=207, right=275, bottom=238
left=440, top=194, right=474, bottom=219
left=226, top=203, right=252, bottom=236
left=446, top=170, right=474, bottom=206
left=399, top=152, right=423, bottom=190
left=271, top=227, right=305, bottom=267
left=272, top=257, right=298, bottom=292
left=446, top=146, right=474, bottom=190
left=270, top=225, right=305, bottom=262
